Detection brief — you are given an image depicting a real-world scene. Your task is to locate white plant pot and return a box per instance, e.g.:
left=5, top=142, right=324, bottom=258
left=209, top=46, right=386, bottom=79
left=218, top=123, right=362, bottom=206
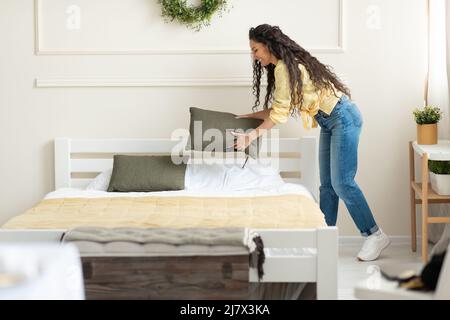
left=429, top=172, right=450, bottom=195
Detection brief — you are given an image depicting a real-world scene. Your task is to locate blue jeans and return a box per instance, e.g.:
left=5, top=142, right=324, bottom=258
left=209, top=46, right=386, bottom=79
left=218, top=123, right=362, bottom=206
left=314, top=96, right=378, bottom=236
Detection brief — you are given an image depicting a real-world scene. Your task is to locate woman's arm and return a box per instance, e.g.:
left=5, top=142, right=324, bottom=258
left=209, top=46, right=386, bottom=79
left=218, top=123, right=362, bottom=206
left=232, top=117, right=276, bottom=151
left=249, top=117, right=276, bottom=140
left=235, top=108, right=271, bottom=120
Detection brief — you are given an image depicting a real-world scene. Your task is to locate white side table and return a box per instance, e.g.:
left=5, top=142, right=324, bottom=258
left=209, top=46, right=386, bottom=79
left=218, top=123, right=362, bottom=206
left=410, top=140, right=450, bottom=261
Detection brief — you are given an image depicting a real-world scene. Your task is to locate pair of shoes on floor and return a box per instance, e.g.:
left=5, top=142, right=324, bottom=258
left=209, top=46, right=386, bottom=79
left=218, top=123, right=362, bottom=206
left=357, top=229, right=390, bottom=261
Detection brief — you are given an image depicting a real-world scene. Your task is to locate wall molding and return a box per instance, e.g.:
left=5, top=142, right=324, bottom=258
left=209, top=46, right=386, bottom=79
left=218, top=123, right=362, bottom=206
left=34, top=0, right=346, bottom=55
left=34, top=77, right=265, bottom=88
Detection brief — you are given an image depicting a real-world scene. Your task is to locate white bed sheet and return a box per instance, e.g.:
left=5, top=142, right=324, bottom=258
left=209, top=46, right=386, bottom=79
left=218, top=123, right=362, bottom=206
left=44, top=183, right=314, bottom=200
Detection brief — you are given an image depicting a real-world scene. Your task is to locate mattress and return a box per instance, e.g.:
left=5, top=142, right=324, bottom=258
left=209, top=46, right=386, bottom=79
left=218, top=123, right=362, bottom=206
left=2, top=191, right=325, bottom=230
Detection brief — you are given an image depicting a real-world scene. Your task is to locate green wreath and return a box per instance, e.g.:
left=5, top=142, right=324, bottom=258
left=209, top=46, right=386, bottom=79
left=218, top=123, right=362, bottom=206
left=158, top=0, right=229, bottom=31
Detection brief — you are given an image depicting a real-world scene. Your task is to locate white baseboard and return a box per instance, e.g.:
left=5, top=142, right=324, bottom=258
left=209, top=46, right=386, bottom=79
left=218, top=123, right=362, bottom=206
left=339, top=236, right=418, bottom=246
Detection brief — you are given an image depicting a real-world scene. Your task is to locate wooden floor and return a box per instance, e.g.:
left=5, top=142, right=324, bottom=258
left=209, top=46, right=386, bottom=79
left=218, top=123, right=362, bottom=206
left=338, top=243, right=423, bottom=300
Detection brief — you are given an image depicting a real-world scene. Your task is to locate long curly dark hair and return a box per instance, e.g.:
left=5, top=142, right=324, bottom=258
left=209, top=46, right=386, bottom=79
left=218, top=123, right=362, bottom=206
left=249, top=24, right=351, bottom=115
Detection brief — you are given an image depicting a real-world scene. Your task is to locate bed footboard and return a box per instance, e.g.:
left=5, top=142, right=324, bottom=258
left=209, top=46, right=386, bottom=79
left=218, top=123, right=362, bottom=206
left=249, top=227, right=338, bottom=300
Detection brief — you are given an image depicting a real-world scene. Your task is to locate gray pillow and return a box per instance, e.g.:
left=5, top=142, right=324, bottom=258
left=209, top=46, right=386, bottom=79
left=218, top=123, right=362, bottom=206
left=107, top=155, right=187, bottom=192
left=188, top=107, right=263, bottom=159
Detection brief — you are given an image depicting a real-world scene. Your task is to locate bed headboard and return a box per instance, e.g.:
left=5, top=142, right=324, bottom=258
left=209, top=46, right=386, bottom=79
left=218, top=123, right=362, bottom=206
left=54, top=137, right=319, bottom=200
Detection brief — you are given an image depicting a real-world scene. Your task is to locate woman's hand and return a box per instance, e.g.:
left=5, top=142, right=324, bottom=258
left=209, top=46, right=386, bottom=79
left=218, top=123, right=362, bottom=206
left=230, top=118, right=276, bottom=151
left=231, top=131, right=255, bottom=151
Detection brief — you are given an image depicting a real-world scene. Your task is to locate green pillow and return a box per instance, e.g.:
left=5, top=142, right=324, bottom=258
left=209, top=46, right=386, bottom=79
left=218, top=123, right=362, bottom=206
left=188, top=107, right=263, bottom=159
left=107, top=155, right=187, bottom=192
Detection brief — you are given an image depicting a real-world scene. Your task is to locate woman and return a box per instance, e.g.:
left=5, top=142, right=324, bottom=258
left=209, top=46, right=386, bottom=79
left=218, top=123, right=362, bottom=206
left=232, top=24, right=389, bottom=261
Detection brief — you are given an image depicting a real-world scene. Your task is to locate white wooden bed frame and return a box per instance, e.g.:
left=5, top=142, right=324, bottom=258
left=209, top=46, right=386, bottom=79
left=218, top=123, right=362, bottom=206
left=0, top=136, right=338, bottom=300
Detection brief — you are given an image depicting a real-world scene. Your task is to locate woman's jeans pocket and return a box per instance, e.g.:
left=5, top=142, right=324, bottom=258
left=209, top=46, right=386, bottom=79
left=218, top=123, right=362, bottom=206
left=339, top=102, right=363, bottom=129
left=347, top=103, right=363, bottom=128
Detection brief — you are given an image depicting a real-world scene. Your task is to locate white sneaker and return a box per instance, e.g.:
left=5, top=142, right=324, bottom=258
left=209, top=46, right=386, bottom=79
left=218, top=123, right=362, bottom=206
left=357, top=229, right=390, bottom=261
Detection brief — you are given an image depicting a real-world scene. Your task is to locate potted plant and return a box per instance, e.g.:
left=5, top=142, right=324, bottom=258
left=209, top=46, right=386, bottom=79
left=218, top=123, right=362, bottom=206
left=413, top=105, right=442, bottom=145
left=429, top=160, right=450, bottom=195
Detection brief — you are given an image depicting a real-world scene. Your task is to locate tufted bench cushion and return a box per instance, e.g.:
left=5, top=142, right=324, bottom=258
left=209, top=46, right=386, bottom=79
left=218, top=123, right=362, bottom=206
left=61, top=227, right=251, bottom=257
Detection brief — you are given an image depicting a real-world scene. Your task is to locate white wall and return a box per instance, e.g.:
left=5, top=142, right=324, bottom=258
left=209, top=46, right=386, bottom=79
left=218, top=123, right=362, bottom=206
left=0, top=0, right=427, bottom=236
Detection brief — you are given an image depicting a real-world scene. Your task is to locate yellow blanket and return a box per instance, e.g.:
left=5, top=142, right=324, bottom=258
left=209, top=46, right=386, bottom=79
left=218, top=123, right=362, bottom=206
left=2, top=195, right=326, bottom=230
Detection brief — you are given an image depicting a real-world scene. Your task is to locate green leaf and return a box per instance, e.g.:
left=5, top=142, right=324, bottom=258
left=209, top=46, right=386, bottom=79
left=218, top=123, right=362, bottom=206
left=413, top=105, right=442, bottom=125
left=429, top=160, right=450, bottom=174
left=158, top=0, right=229, bottom=31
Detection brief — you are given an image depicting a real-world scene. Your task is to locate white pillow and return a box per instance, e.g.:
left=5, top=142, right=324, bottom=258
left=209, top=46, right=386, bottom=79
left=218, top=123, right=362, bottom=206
left=185, top=163, right=229, bottom=190
left=85, top=168, right=113, bottom=191
left=224, top=162, right=284, bottom=191
left=185, top=162, right=284, bottom=191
